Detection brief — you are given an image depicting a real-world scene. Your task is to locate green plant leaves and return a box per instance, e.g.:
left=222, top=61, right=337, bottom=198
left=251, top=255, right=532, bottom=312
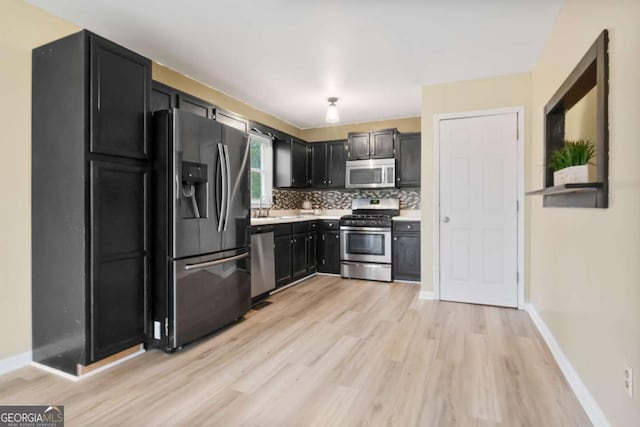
left=549, top=139, right=595, bottom=171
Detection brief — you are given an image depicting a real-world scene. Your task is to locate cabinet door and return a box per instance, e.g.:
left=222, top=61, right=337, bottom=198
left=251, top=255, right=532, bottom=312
left=393, top=233, right=421, bottom=282
left=291, top=139, right=309, bottom=187
left=327, top=140, right=346, bottom=188
left=274, top=234, right=293, bottom=287
left=90, top=160, right=148, bottom=361
left=347, top=132, right=371, bottom=160
left=307, top=232, right=317, bottom=272
left=319, top=231, right=341, bottom=274
left=151, top=81, right=176, bottom=113
left=371, top=129, right=395, bottom=159
left=292, top=233, right=309, bottom=280
left=311, top=143, right=328, bottom=187
left=177, top=93, right=212, bottom=118
left=396, top=133, right=421, bottom=187
left=90, top=36, right=150, bottom=159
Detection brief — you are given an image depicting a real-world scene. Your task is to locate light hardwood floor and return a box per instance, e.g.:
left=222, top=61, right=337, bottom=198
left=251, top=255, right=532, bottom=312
left=0, top=275, right=590, bottom=426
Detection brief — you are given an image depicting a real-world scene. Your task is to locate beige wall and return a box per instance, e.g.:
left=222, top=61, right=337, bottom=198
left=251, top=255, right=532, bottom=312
left=152, top=63, right=304, bottom=139
left=529, top=0, right=640, bottom=425
left=0, top=0, right=79, bottom=359
left=420, top=73, right=532, bottom=293
left=301, top=117, right=421, bottom=142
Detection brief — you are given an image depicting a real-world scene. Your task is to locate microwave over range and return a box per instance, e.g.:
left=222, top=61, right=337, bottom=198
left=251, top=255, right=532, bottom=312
left=345, top=158, right=395, bottom=189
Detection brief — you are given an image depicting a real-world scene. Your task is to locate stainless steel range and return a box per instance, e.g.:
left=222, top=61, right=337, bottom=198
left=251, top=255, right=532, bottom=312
left=340, top=198, right=399, bottom=282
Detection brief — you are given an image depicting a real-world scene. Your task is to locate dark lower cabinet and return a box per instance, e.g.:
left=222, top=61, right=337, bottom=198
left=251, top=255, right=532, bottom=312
left=392, top=221, right=421, bottom=282
left=318, top=231, right=341, bottom=274
left=292, top=233, right=308, bottom=280
left=307, top=232, right=317, bottom=272
left=32, top=30, right=150, bottom=375
left=274, top=234, right=293, bottom=288
left=90, top=161, right=148, bottom=360
left=274, top=221, right=317, bottom=288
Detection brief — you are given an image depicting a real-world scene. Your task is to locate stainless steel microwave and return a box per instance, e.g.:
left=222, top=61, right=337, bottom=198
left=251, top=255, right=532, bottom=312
left=345, top=158, right=395, bottom=189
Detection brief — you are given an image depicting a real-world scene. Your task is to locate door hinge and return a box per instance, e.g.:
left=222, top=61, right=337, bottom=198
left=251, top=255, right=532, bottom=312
left=517, top=126, right=520, bottom=140
left=516, top=200, right=519, bottom=211
left=164, top=318, right=169, bottom=337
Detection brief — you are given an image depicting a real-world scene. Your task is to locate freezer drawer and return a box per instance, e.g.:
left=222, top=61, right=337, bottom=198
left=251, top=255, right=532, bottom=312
left=171, top=249, right=250, bottom=349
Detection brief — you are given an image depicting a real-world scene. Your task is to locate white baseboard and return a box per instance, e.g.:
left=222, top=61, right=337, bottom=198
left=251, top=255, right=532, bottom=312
left=0, top=351, right=32, bottom=376
left=31, top=347, right=145, bottom=382
left=418, top=290, right=436, bottom=300
left=525, top=303, right=610, bottom=427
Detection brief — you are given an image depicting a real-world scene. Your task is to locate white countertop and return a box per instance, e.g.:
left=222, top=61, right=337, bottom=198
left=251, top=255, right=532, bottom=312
left=251, top=212, right=421, bottom=225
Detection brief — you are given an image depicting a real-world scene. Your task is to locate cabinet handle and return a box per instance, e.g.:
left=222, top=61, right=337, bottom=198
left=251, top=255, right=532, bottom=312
left=328, top=180, right=332, bottom=184
left=394, top=237, right=397, bottom=241
left=336, top=234, right=339, bottom=239
left=397, top=177, right=400, bottom=182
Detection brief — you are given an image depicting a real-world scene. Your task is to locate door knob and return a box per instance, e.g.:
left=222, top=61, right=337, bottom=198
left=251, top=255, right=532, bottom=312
left=442, top=216, right=450, bottom=223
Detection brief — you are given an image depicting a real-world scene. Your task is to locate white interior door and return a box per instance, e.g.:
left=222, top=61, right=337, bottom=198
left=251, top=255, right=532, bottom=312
left=439, top=113, right=518, bottom=307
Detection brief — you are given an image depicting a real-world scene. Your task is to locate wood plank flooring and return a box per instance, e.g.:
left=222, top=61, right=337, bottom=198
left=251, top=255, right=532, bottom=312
left=0, top=275, right=591, bottom=426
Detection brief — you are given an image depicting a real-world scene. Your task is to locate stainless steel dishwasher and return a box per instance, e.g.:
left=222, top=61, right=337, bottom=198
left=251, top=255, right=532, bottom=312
left=250, top=225, right=276, bottom=299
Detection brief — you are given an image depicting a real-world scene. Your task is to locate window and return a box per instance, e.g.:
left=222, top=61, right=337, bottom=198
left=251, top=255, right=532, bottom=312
left=249, top=133, right=273, bottom=208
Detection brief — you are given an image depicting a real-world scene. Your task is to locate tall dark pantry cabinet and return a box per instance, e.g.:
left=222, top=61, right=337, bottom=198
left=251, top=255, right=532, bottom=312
left=32, top=31, right=151, bottom=375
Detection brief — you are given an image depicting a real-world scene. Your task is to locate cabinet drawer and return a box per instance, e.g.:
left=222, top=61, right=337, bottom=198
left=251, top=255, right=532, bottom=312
left=292, top=222, right=309, bottom=234
left=274, top=223, right=292, bottom=237
left=393, top=221, right=420, bottom=233
left=320, top=220, right=340, bottom=231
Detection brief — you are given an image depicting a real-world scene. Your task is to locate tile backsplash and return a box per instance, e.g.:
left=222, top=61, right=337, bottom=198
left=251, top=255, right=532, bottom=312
left=272, top=188, right=420, bottom=210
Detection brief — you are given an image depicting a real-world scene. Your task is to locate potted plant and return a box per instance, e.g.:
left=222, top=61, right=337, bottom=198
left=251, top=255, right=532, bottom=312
left=549, top=139, right=597, bottom=185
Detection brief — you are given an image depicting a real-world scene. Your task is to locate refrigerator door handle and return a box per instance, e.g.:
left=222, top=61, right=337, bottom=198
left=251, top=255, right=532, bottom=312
left=184, top=252, right=249, bottom=271
left=217, top=143, right=228, bottom=233
left=222, top=144, right=232, bottom=231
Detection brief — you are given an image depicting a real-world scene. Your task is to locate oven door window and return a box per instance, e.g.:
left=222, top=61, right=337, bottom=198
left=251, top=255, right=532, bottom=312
left=347, top=232, right=385, bottom=255
left=349, top=168, right=382, bottom=186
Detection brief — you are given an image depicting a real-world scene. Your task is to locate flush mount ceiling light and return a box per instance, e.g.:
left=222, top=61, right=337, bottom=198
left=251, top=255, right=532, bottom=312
left=325, top=97, right=340, bottom=124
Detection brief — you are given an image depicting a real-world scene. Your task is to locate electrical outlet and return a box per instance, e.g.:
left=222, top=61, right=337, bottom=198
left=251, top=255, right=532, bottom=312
left=624, top=364, right=633, bottom=398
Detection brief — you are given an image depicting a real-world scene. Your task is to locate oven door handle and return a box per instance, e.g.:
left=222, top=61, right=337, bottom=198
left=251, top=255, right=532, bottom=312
left=340, top=226, right=392, bottom=232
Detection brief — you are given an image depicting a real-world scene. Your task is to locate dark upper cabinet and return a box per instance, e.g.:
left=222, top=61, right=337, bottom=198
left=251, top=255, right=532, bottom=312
left=311, top=140, right=346, bottom=189
left=371, top=129, right=395, bottom=159
left=347, top=132, right=371, bottom=160
left=32, top=30, right=150, bottom=374
left=90, top=36, right=150, bottom=160
left=311, top=143, right=328, bottom=187
left=216, top=108, right=248, bottom=132
left=274, top=136, right=310, bottom=188
left=327, top=140, right=346, bottom=188
left=347, top=129, right=396, bottom=160
left=150, top=81, right=177, bottom=112
left=177, top=92, right=214, bottom=118
left=291, top=138, right=310, bottom=187
left=392, top=221, right=421, bottom=282
left=396, top=133, right=421, bottom=187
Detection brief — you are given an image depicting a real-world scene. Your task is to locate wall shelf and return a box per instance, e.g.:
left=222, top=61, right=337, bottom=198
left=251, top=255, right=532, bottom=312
left=530, top=30, right=609, bottom=208
left=526, top=182, right=602, bottom=196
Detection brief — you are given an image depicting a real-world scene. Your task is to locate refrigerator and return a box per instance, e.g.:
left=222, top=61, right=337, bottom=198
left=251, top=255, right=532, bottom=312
left=152, top=109, right=251, bottom=351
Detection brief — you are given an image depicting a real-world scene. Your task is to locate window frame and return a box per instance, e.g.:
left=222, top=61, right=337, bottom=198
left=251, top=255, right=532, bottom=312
left=249, top=133, right=273, bottom=208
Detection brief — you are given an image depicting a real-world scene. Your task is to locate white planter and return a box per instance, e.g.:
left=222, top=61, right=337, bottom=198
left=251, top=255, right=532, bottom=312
left=553, top=164, right=597, bottom=185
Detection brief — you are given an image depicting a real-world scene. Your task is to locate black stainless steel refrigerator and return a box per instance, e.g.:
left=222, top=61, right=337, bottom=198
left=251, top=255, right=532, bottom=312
left=152, top=109, right=251, bottom=351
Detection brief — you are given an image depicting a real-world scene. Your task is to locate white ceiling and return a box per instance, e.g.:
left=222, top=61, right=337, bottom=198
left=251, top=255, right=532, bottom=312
left=27, top=0, right=562, bottom=129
